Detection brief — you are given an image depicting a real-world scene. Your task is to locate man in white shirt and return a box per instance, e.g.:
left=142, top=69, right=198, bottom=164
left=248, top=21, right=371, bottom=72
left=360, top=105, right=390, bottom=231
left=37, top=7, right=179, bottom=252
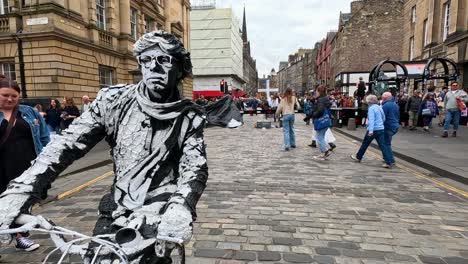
left=81, top=95, right=90, bottom=113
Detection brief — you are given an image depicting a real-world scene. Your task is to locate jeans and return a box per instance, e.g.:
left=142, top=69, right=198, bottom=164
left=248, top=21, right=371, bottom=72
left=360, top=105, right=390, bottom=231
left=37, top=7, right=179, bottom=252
left=315, top=127, right=328, bottom=153
left=384, top=128, right=398, bottom=164
left=444, top=109, right=460, bottom=131
left=408, top=111, right=418, bottom=128
left=356, top=129, right=393, bottom=165
left=282, top=114, right=295, bottom=148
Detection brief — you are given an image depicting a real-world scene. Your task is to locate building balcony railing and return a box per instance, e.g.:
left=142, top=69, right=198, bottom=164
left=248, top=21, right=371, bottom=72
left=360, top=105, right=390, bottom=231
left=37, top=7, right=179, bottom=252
left=99, top=30, right=113, bottom=47
left=0, top=17, right=10, bottom=32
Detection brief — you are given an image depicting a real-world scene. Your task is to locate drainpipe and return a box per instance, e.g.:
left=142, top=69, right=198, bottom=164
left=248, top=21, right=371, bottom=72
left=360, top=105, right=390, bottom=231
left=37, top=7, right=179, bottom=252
left=16, top=29, right=27, bottom=98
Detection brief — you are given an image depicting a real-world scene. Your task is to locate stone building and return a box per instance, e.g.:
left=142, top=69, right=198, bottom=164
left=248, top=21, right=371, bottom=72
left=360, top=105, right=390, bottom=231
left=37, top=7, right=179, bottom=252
left=331, top=0, right=404, bottom=92
left=0, top=0, right=191, bottom=102
left=277, top=48, right=315, bottom=95
left=241, top=7, right=258, bottom=95
left=316, top=32, right=335, bottom=89
left=403, top=0, right=467, bottom=89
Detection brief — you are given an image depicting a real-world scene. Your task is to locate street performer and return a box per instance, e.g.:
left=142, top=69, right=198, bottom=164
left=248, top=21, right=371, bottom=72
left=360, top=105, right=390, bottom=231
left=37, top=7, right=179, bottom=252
left=0, top=31, right=208, bottom=263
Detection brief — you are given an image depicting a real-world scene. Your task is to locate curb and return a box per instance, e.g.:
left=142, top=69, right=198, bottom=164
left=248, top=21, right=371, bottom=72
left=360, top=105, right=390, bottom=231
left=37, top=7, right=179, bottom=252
left=333, top=128, right=468, bottom=185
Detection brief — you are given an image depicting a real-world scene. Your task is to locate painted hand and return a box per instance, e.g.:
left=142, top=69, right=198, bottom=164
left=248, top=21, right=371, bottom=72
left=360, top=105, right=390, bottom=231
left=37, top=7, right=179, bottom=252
left=158, top=204, right=193, bottom=244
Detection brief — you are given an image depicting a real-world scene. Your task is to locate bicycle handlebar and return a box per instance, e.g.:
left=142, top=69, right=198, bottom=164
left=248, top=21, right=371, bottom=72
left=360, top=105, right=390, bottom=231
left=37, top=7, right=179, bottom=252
left=0, top=214, right=185, bottom=264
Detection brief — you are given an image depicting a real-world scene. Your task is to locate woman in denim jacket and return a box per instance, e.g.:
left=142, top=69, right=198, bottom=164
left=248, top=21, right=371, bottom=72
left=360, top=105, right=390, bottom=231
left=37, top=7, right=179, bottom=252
left=0, top=79, right=49, bottom=251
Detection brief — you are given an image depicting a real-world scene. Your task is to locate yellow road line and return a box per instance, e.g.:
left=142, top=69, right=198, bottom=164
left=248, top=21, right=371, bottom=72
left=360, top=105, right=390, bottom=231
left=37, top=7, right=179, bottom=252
left=334, top=132, right=468, bottom=198
left=56, top=170, right=113, bottom=200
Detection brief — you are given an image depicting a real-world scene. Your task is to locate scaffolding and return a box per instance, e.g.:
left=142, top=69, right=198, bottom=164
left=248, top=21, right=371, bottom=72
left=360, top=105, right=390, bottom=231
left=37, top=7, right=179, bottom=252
left=191, top=0, right=216, bottom=10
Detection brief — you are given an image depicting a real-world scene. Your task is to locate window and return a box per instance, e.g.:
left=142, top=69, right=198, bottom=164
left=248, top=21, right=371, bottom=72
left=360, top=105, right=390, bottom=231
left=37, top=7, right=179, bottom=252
left=144, top=15, right=154, bottom=33
left=96, top=0, right=106, bottom=30
left=130, top=8, right=137, bottom=39
left=99, top=66, right=113, bottom=89
left=411, top=6, right=416, bottom=23
left=409, top=37, right=414, bottom=60
left=423, top=19, right=428, bottom=47
left=443, top=1, right=450, bottom=40
left=0, top=63, right=15, bottom=80
left=0, top=0, right=9, bottom=14
left=157, top=23, right=164, bottom=31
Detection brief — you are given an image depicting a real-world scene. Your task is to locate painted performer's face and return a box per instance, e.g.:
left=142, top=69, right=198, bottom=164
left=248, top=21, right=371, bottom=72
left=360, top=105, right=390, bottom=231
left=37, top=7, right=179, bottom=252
left=138, top=46, right=180, bottom=99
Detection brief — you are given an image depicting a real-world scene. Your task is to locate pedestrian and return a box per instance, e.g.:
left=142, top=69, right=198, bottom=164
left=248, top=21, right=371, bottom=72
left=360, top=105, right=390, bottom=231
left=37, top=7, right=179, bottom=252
left=360, top=92, right=371, bottom=127
left=397, top=93, right=409, bottom=128
left=436, top=86, right=448, bottom=126
left=60, top=96, right=80, bottom=131
left=270, top=94, right=279, bottom=122
left=45, top=99, right=61, bottom=134
left=312, top=85, right=333, bottom=160
left=419, top=92, right=438, bottom=132
left=309, top=128, right=337, bottom=150
left=0, top=31, right=208, bottom=263
left=405, top=90, right=422, bottom=130
left=350, top=94, right=393, bottom=168
left=356, top=77, right=366, bottom=106
left=0, top=79, right=50, bottom=251
left=303, top=96, right=314, bottom=125
left=275, top=88, right=300, bottom=151
left=33, top=104, right=46, bottom=118
left=81, top=95, right=91, bottom=113
left=381, top=92, right=399, bottom=166
left=442, top=81, right=468, bottom=137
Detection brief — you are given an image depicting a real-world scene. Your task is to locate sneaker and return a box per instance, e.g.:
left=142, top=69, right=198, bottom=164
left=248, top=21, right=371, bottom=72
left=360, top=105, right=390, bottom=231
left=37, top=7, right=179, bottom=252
left=382, top=163, right=392, bottom=169
left=313, top=155, right=327, bottom=161
left=308, top=141, right=317, bottom=148
left=324, top=150, right=333, bottom=157
left=441, top=131, right=448, bottom=138
left=329, top=143, right=337, bottom=151
left=452, top=131, right=457, bottom=137
left=284, top=147, right=290, bottom=151
left=350, top=154, right=361, bottom=162
left=291, top=145, right=297, bottom=148
left=16, top=237, right=40, bottom=252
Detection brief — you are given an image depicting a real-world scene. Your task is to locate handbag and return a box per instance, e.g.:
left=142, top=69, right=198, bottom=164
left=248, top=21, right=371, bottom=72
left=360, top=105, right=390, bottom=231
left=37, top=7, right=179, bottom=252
left=457, top=98, right=466, bottom=111
left=0, top=105, right=19, bottom=148
left=422, top=108, right=432, bottom=116
left=313, top=108, right=332, bottom=131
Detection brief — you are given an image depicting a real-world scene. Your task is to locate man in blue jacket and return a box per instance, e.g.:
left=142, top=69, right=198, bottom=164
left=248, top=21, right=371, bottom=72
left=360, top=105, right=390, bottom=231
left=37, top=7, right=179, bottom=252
left=381, top=92, right=399, bottom=166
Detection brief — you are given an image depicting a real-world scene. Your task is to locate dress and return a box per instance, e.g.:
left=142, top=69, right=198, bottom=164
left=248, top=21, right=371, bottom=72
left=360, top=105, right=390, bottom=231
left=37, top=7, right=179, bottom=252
left=0, top=113, right=37, bottom=193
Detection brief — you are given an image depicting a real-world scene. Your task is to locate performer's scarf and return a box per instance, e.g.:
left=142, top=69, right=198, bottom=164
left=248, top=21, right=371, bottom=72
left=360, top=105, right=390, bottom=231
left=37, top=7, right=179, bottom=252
left=113, top=82, right=203, bottom=214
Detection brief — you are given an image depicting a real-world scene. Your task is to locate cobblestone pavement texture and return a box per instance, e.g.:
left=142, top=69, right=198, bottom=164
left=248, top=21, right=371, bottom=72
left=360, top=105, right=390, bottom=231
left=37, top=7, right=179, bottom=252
left=1, top=115, right=468, bottom=264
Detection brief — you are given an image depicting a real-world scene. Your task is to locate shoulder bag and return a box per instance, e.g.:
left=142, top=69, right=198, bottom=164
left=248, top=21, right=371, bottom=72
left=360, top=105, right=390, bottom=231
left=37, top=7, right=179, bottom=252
left=0, top=105, right=19, bottom=148
left=313, top=108, right=332, bottom=131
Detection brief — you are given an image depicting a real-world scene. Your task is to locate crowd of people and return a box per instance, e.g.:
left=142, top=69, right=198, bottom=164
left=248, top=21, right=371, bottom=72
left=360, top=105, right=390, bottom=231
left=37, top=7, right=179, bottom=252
left=32, top=95, right=90, bottom=134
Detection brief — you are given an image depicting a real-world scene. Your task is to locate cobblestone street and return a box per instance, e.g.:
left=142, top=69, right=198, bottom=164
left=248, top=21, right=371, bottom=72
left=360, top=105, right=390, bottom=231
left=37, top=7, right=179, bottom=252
left=1, top=115, right=468, bottom=264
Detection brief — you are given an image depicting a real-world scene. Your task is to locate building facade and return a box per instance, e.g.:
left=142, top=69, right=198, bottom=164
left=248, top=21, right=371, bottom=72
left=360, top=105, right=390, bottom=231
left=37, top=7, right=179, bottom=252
left=0, top=0, right=192, bottom=102
left=316, top=32, right=335, bottom=89
left=190, top=6, right=244, bottom=99
left=277, top=48, right=315, bottom=95
left=403, top=0, right=467, bottom=90
left=241, top=7, right=258, bottom=96
left=332, top=0, right=404, bottom=92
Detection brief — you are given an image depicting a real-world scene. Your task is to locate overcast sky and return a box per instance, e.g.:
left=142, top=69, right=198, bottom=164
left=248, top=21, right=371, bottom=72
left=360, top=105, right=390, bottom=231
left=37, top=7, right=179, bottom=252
left=212, top=0, right=352, bottom=77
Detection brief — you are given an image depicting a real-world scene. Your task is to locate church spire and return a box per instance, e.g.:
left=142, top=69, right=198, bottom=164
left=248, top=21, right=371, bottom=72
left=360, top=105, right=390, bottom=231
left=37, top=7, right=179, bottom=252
left=242, top=5, right=248, bottom=42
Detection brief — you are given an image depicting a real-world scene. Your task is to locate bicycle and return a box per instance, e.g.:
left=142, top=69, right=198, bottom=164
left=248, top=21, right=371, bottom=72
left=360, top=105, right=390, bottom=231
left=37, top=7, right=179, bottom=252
left=0, top=214, right=185, bottom=264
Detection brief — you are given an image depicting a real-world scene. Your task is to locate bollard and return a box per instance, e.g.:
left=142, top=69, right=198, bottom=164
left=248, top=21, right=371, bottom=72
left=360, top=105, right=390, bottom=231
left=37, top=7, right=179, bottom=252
left=347, top=118, right=356, bottom=130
